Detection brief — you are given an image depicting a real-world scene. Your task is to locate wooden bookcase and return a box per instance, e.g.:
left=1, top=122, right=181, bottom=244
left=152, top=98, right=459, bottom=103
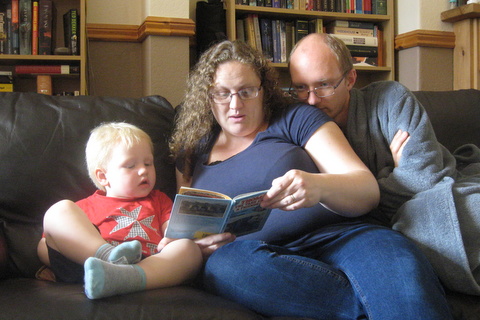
left=224, top=0, right=395, bottom=88
left=0, top=0, right=87, bottom=95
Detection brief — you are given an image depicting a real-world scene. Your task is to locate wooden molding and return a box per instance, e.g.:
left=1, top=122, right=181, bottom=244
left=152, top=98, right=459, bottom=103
left=441, top=3, right=480, bottom=23
left=87, top=17, right=195, bottom=42
left=395, top=30, right=455, bottom=50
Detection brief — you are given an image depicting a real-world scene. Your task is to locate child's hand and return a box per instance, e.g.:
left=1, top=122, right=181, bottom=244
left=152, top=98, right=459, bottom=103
left=195, top=233, right=236, bottom=259
left=157, top=237, right=176, bottom=252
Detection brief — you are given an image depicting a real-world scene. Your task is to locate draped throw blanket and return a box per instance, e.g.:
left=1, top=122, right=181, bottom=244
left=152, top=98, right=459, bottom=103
left=347, top=81, right=480, bottom=295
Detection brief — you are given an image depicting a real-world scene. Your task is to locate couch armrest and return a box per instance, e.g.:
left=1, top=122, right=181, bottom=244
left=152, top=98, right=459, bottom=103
left=0, top=223, right=8, bottom=279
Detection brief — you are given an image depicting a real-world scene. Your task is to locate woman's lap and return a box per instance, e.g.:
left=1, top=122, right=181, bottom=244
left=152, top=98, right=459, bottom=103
left=203, top=222, right=452, bottom=320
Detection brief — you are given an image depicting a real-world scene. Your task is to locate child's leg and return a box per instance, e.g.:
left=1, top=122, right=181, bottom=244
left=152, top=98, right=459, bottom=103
left=40, top=199, right=142, bottom=265
left=84, top=239, right=203, bottom=299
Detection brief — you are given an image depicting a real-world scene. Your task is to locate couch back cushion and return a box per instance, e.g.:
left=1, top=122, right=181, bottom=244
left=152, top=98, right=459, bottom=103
left=413, top=89, right=480, bottom=152
left=0, top=92, right=176, bottom=277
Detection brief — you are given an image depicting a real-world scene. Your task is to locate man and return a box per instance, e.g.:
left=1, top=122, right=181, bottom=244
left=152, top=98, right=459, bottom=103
left=288, top=32, right=480, bottom=295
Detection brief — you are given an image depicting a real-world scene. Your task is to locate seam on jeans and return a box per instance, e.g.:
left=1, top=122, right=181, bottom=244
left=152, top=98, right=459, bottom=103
left=341, top=268, right=372, bottom=319
left=279, top=254, right=351, bottom=287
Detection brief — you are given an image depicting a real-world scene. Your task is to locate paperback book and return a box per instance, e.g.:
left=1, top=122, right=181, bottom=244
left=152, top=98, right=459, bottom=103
left=165, top=187, right=271, bottom=239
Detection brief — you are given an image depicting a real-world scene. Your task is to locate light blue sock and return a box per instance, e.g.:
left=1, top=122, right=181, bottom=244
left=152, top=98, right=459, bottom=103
left=95, top=240, right=142, bottom=264
left=84, top=257, right=147, bottom=299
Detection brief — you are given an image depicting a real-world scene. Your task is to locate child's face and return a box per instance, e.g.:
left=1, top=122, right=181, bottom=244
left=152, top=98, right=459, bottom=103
left=100, top=140, right=156, bottom=199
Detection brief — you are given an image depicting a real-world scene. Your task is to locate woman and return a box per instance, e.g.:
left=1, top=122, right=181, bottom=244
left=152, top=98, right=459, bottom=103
left=169, top=40, right=452, bottom=320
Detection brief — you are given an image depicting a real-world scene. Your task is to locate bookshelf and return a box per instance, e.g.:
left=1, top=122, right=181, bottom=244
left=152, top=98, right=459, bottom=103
left=224, top=0, right=395, bottom=88
left=0, top=0, right=87, bottom=95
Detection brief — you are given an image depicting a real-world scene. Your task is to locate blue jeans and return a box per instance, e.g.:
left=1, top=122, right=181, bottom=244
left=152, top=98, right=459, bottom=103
left=203, top=223, right=452, bottom=320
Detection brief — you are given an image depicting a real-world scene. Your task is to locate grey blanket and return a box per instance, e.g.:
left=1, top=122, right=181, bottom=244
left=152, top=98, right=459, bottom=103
left=347, top=81, right=480, bottom=295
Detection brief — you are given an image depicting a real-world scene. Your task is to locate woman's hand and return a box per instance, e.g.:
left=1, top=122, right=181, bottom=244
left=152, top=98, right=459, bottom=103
left=390, top=129, right=410, bottom=167
left=261, top=169, right=321, bottom=211
left=194, top=233, right=236, bottom=259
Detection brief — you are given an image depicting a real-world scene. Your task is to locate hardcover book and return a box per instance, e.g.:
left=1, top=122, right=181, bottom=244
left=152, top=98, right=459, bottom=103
left=31, top=1, right=38, bottom=55
left=11, top=0, right=19, bottom=54
left=19, top=0, right=31, bottom=55
left=15, top=64, right=80, bottom=74
left=38, top=0, right=55, bottom=55
left=63, top=8, right=79, bottom=55
left=332, top=34, right=378, bottom=47
left=165, top=187, right=272, bottom=239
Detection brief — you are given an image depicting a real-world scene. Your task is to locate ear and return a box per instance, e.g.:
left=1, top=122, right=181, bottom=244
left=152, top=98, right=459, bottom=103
left=95, top=169, right=109, bottom=187
left=345, top=69, right=357, bottom=90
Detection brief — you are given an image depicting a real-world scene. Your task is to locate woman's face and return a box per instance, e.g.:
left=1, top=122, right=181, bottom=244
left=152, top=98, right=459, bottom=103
left=210, top=61, right=266, bottom=141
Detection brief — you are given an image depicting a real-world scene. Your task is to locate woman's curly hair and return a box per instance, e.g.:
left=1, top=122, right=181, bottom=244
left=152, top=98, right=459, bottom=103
left=170, top=40, right=289, bottom=180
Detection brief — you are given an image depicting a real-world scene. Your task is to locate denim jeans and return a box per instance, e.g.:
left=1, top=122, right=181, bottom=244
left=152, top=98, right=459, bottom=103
left=203, top=223, right=452, bottom=320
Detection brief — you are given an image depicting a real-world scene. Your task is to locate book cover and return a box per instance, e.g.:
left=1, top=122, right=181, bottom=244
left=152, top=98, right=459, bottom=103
left=252, top=14, right=262, bottom=53
left=11, top=0, right=19, bottom=54
left=332, top=34, right=378, bottom=47
left=19, top=0, right=31, bottom=55
left=38, top=0, right=54, bottom=55
left=15, top=64, right=80, bottom=74
left=63, top=8, right=79, bottom=55
left=279, top=19, right=287, bottom=63
left=236, top=19, right=245, bottom=42
left=165, top=187, right=271, bottom=239
left=355, top=0, right=362, bottom=13
left=243, top=14, right=256, bottom=50
left=31, top=1, right=38, bottom=55
left=0, top=70, right=13, bottom=92
left=373, top=0, right=387, bottom=15
left=272, top=20, right=280, bottom=63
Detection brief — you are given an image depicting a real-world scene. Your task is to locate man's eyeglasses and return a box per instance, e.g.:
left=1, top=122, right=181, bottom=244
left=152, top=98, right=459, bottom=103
left=289, top=72, right=348, bottom=101
left=209, top=86, right=262, bottom=104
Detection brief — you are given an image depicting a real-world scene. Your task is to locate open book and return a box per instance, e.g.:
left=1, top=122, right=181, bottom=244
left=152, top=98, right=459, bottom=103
left=165, top=187, right=271, bottom=239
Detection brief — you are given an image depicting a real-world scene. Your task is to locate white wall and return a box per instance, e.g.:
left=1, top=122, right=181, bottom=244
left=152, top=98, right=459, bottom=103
left=396, top=0, right=454, bottom=34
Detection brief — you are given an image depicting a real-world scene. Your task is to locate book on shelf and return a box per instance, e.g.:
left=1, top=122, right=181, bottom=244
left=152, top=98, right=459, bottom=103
left=0, top=70, right=13, bottom=92
left=308, top=18, right=324, bottom=34
left=0, top=4, right=7, bottom=54
left=236, top=18, right=245, bottom=42
left=327, top=20, right=376, bottom=30
left=295, top=19, right=309, bottom=43
left=372, top=0, right=387, bottom=15
left=259, top=17, right=273, bottom=61
left=243, top=14, right=256, bottom=51
left=15, top=64, right=80, bottom=75
left=331, top=34, right=378, bottom=47
left=11, top=0, right=19, bottom=54
left=19, top=0, right=31, bottom=55
left=36, top=74, right=52, bottom=94
left=326, top=26, right=374, bottom=37
left=252, top=14, right=262, bottom=53
left=31, top=0, right=38, bottom=54
left=63, top=8, right=79, bottom=55
left=352, top=56, right=378, bottom=67
left=347, top=44, right=378, bottom=57
left=164, top=187, right=272, bottom=239
left=38, top=0, right=55, bottom=55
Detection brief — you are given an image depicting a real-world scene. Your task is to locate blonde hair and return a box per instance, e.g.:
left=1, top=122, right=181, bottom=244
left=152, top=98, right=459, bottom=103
left=85, top=122, right=153, bottom=191
left=170, top=40, right=289, bottom=179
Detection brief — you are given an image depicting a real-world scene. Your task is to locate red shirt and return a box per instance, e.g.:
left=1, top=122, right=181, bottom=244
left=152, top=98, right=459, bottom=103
left=76, top=190, right=172, bottom=257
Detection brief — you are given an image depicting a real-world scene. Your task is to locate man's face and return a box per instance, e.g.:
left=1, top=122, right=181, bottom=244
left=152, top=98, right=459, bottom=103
left=289, top=40, right=353, bottom=129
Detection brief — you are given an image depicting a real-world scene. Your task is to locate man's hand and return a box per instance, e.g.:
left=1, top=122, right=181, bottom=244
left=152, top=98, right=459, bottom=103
left=390, top=129, right=410, bottom=167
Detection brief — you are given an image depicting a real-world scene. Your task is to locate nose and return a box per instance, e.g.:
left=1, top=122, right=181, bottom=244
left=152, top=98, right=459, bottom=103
left=138, top=166, right=147, bottom=175
left=229, top=92, right=244, bottom=109
left=307, top=91, right=321, bottom=105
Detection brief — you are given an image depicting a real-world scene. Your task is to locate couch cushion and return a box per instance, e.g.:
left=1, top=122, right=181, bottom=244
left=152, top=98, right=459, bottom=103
left=413, top=89, right=480, bottom=152
left=0, top=92, right=176, bottom=277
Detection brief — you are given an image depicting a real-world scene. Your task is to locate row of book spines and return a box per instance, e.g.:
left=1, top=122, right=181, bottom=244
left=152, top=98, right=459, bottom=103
left=236, top=0, right=387, bottom=15
left=239, top=15, right=382, bottom=64
left=1, top=0, right=78, bottom=56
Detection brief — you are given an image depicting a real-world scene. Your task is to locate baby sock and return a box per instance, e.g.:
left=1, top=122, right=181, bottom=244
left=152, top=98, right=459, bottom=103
left=94, top=240, right=142, bottom=264
left=84, top=257, right=147, bottom=299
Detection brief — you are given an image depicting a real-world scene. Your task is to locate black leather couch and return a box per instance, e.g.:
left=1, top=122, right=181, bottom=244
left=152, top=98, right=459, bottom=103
left=0, top=90, right=479, bottom=319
